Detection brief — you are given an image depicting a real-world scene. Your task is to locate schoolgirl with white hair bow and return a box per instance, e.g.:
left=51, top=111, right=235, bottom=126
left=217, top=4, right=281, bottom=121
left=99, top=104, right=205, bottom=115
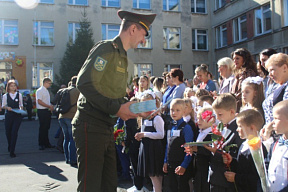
left=134, top=90, right=165, bottom=192
left=240, top=76, right=265, bottom=117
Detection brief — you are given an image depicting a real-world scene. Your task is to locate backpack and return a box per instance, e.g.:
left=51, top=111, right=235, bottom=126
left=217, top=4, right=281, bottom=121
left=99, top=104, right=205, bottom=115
left=55, top=87, right=76, bottom=114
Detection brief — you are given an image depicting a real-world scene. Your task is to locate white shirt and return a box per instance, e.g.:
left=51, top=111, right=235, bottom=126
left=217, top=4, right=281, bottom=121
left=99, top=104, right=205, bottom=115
left=196, top=127, right=212, bottom=142
left=183, top=115, right=191, bottom=123
left=36, top=86, right=51, bottom=109
left=268, top=142, right=288, bottom=192
left=1, top=92, right=23, bottom=108
left=219, top=74, right=235, bottom=94
left=142, top=115, right=165, bottom=140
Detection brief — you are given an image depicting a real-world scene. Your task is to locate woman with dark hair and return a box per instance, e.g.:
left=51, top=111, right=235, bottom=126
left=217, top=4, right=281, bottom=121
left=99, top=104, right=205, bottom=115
left=195, top=64, right=216, bottom=92
left=169, top=68, right=186, bottom=100
left=1, top=80, right=23, bottom=158
left=231, top=48, right=258, bottom=111
left=259, top=48, right=278, bottom=97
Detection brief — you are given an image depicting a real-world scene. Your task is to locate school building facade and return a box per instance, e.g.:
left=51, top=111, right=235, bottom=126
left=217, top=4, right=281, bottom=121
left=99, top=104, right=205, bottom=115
left=0, top=0, right=287, bottom=89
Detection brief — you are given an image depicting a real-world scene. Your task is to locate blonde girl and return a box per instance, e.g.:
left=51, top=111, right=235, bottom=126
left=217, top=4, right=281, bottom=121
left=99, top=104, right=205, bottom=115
left=184, top=87, right=195, bottom=99
left=134, top=90, right=164, bottom=192
left=135, top=75, right=152, bottom=99
left=183, top=98, right=198, bottom=142
left=241, top=76, right=265, bottom=117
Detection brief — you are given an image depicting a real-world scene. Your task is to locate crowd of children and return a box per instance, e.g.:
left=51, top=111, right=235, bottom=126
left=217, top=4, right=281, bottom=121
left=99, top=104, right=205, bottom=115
left=113, top=52, right=288, bottom=192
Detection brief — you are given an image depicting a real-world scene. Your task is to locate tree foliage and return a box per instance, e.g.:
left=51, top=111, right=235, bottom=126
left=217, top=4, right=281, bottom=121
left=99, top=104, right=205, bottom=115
left=55, top=9, right=94, bottom=87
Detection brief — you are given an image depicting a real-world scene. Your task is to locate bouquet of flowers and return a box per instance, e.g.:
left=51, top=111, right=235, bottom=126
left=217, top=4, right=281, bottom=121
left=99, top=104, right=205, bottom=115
left=113, top=124, right=129, bottom=153
left=247, top=136, right=269, bottom=192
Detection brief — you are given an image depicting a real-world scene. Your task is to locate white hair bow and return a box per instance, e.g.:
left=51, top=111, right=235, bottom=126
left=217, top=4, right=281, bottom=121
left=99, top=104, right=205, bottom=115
left=242, top=76, right=263, bottom=85
left=142, top=89, right=156, bottom=99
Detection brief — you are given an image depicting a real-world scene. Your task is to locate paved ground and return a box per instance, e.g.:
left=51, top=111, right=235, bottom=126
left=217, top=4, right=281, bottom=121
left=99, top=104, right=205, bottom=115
left=0, top=117, right=133, bottom=192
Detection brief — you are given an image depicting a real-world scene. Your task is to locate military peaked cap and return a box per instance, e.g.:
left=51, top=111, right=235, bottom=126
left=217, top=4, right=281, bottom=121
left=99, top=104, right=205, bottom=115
left=118, top=10, right=156, bottom=36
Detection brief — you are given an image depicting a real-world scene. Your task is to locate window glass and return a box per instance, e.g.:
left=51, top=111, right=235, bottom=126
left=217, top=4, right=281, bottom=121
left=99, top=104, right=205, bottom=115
left=2, top=20, right=18, bottom=45
left=163, top=0, right=179, bottom=11
left=133, top=0, right=150, bottom=9
left=163, top=27, right=181, bottom=50
left=102, top=0, right=120, bottom=7
left=101, top=24, right=120, bottom=40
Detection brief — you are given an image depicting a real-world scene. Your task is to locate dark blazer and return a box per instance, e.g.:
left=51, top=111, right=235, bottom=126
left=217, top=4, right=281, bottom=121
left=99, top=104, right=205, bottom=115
left=232, top=142, right=267, bottom=192
left=193, top=133, right=212, bottom=192
left=209, top=120, right=245, bottom=190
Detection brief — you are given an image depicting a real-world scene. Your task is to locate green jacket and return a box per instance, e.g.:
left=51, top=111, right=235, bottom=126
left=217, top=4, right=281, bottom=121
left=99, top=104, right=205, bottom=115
left=73, top=36, right=128, bottom=131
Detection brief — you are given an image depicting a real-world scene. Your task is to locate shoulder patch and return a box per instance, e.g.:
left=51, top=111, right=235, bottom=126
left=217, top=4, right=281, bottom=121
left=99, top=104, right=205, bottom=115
left=94, top=56, right=107, bottom=71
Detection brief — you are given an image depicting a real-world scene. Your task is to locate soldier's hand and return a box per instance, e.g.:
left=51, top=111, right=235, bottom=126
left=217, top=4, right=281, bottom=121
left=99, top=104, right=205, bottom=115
left=116, top=101, right=138, bottom=121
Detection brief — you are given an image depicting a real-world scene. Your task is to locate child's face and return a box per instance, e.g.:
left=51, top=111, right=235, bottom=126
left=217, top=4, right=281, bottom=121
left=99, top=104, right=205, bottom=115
left=170, top=104, right=184, bottom=121
left=272, top=109, right=288, bottom=136
left=197, top=114, right=212, bottom=129
left=242, top=84, right=255, bottom=105
left=214, top=108, right=235, bottom=124
left=187, top=91, right=194, bottom=97
left=184, top=104, right=192, bottom=116
left=236, top=121, right=257, bottom=140
left=236, top=121, right=248, bottom=139
left=8, top=83, right=17, bottom=92
left=139, top=78, right=148, bottom=89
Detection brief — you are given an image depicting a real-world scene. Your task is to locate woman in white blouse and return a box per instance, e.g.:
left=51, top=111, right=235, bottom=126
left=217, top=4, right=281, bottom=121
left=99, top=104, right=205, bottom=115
left=2, top=80, right=23, bottom=158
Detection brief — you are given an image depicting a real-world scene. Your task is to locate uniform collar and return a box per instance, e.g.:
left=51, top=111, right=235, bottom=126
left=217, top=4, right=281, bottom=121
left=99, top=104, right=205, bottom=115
left=112, top=36, right=127, bottom=57
left=176, top=118, right=184, bottom=126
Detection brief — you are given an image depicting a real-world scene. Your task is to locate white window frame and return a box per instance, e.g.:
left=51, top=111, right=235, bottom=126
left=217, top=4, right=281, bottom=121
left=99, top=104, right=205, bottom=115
left=192, top=29, right=208, bottom=50
left=33, top=21, right=54, bottom=46
left=68, top=22, right=80, bottom=44
left=233, top=15, right=247, bottom=43
left=32, top=62, right=54, bottom=88
left=101, top=24, right=120, bottom=40
left=284, top=0, right=288, bottom=27
left=102, top=0, right=120, bottom=7
left=0, top=20, right=18, bottom=45
left=133, top=0, right=151, bottom=9
left=68, top=0, right=88, bottom=6
left=163, top=0, right=180, bottom=11
left=134, top=63, right=153, bottom=77
left=215, top=0, right=226, bottom=10
left=216, top=24, right=227, bottom=48
left=163, top=27, right=181, bottom=50
left=191, top=0, right=206, bottom=14
left=254, top=4, right=272, bottom=36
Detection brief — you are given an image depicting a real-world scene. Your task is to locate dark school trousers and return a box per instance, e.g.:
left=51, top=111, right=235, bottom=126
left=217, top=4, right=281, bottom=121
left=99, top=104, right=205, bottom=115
left=37, top=109, right=51, bottom=146
left=72, top=119, right=117, bottom=192
left=166, top=163, right=191, bottom=192
left=5, top=112, right=22, bottom=153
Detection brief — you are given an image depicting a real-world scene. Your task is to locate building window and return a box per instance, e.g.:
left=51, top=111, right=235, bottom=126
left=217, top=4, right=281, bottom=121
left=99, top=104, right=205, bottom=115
left=163, top=0, right=180, bottom=11
left=40, top=0, right=54, bottom=3
left=0, top=62, right=12, bottom=84
left=33, top=21, right=54, bottom=46
left=284, top=0, right=288, bottom=27
left=32, top=62, right=53, bottom=87
left=216, top=24, right=227, bottom=48
left=102, top=0, right=120, bottom=7
left=133, top=0, right=150, bottom=9
left=233, top=15, right=247, bottom=42
left=255, top=4, right=271, bottom=36
left=134, top=64, right=152, bottom=76
left=0, top=20, right=18, bottom=45
left=68, top=0, right=88, bottom=6
left=101, top=24, right=120, bottom=40
left=163, top=27, right=181, bottom=50
left=191, top=0, right=206, bottom=13
left=192, top=29, right=208, bottom=50
left=68, top=22, right=80, bottom=44
left=164, top=64, right=181, bottom=72
left=215, top=0, right=226, bottom=10
left=138, top=28, right=152, bottom=49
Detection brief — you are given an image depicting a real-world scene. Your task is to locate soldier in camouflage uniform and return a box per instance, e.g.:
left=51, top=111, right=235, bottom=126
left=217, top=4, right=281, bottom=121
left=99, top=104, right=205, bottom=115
left=72, top=10, right=156, bottom=192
